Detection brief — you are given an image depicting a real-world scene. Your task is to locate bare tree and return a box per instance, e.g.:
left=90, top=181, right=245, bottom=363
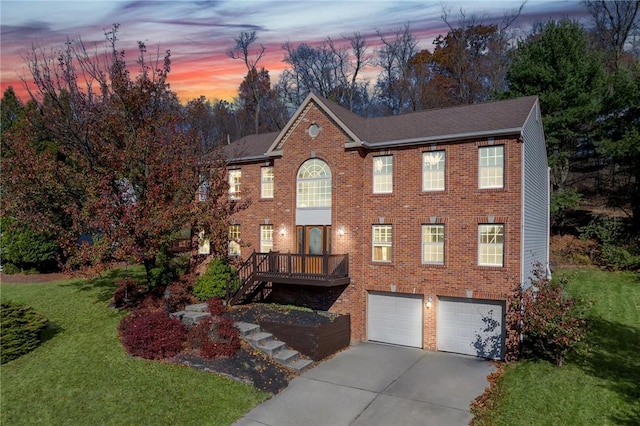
left=374, top=24, right=418, bottom=114
left=584, top=0, right=640, bottom=71
left=229, top=31, right=266, bottom=134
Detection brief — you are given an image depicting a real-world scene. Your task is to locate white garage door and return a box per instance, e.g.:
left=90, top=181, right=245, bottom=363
left=368, top=292, right=423, bottom=348
left=437, top=297, right=505, bottom=359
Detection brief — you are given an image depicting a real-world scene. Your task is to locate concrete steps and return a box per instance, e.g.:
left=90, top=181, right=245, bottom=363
left=174, top=304, right=313, bottom=373
left=235, top=320, right=313, bottom=372
left=170, top=302, right=211, bottom=325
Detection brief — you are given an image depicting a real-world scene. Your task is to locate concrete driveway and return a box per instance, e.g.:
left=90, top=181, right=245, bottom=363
left=233, top=342, right=496, bottom=426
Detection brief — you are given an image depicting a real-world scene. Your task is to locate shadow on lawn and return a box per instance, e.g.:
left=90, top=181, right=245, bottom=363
left=576, top=317, right=640, bottom=425
left=62, top=268, right=143, bottom=304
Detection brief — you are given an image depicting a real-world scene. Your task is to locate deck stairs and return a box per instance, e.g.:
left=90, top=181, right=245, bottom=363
left=172, top=303, right=313, bottom=372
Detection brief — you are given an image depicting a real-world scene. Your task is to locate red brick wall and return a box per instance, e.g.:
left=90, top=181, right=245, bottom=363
left=228, top=101, right=523, bottom=350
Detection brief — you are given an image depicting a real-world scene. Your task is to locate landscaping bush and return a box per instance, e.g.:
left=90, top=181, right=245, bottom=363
left=207, top=297, right=227, bottom=316
left=140, top=275, right=198, bottom=312
left=200, top=316, right=240, bottom=359
left=1, top=301, right=49, bottom=363
left=507, top=268, right=589, bottom=367
left=579, top=215, right=640, bottom=270
left=148, top=251, right=190, bottom=288
left=193, top=257, right=239, bottom=301
left=0, top=217, right=61, bottom=273
left=119, top=309, right=186, bottom=359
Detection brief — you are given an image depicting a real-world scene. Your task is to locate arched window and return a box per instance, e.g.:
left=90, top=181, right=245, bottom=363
left=297, top=159, right=331, bottom=208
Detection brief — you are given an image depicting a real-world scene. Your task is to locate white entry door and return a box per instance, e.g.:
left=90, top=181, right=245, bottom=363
left=437, top=297, right=505, bottom=359
left=367, top=292, right=423, bottom=348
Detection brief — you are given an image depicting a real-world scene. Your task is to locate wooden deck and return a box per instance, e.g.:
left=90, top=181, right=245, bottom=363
left=252, top=252, right=350, bottom=287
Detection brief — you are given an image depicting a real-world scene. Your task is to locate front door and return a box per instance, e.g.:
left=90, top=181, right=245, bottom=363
left=296, top=225, right=332, bottom=255
left=296, top=225, right=331, bottom=273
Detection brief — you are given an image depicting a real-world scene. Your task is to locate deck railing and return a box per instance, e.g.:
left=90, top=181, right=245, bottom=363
left=253, top=252, right=349, bottom=281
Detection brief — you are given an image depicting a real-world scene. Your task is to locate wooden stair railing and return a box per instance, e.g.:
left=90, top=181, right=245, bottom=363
left=227, top=251, right=268, bottom=305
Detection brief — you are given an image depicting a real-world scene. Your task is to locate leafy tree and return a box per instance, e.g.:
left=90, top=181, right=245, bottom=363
left=1, top=25, right=243, bottom=283
left=505, top=19, right=605, bottom=193
left=595, top=63, right=640, bottom=230
left=0, top=217, right=61, bottom=273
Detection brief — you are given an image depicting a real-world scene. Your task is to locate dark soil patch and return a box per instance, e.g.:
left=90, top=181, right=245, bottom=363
left=0, top=272, right=71, bottom=284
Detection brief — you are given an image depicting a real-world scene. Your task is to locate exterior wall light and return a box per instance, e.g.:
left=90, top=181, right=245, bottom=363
left=280, top=225, right=286, bottom=236
left=425, top=296, right=433, bottom=309
left=338, top=226, right=345, bottom=236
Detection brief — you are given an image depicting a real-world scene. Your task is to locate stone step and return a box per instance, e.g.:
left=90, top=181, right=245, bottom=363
left=235, top=321, right=261, bottom=337
left=273, top=348, right=299, bottom=364
left=185, top=303, right=209, bottom=313
left=247, top=331, right=273, bottom=347
left=179, top=311, right=211, bottom=326
left=258, top=340, right=286, bottom=356
left=286, top=358, right=314, bottom=372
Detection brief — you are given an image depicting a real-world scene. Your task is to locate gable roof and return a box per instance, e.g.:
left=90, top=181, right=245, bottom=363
left=225, top=93, right=540, bottom=163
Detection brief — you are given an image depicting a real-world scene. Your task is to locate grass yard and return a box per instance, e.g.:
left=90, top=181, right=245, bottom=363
left=0, top=269, right=269, bottom=426
left=475, top=268, right=640, bottom=425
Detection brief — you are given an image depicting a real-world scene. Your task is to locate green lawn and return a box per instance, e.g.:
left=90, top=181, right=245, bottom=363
left=0, top=269, right=268, bottom=426
left=476, top=268, right=640, bottom=425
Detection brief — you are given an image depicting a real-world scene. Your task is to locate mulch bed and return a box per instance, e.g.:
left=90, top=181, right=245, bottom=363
left=172, top=341, right=294, bottom=394
left=0, top=272, right=72, bottom=284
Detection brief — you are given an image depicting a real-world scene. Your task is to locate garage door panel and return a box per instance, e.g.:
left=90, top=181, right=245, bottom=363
left=437, top=297, right=505, bottom=359
left=368, top=292, right=423, bottom=348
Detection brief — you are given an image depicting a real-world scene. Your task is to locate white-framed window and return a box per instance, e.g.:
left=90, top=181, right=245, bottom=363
left=198, top=230, right=210, bottom=255
left=422, top=224, right=444, bottom=264
left=479, top=146, right=504, bottom=189
left=229, top=224, right=241, bottom=256
left=229, top=169, right=241, bottom=199
left=478, top=224, right=504, bottom=267
left=261, top=167, right=274, bottom=199
left=372, top=224, right=393, bottom=262
left=373, top=155, right=393, bottom=194
left=260, top=224, right=273, bottom=253
left=297, top=158, right=331, bottom=208
left=422, top=151, right=445, bottom=191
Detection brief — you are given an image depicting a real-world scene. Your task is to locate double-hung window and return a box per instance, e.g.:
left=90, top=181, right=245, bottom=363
left=422, top=225, right=444, bottom=264
left=229, top=169, right=241, bottom=199
left=261, top=167, right=274, bottom=199
left=260, top=224, right=273, bottom=253
left=479, top=146, right=504, bottom=189
left=422, top=151, right=445, bottom=191
left=478, top=224, right=504, bottom=266
left=373, top=156, right=393, bottom=194
left=229, top=225, right=241, bottom=256
left=372, top=225, right=393, bottom=262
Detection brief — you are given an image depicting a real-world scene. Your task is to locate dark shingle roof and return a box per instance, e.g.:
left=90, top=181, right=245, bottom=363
left=225, top=94, right=538, bottom=162
left=223, top=131, right=279, bottom=162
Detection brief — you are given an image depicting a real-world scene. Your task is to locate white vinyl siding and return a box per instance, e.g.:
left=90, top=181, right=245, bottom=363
left=479, top=146, right=504, bottom=189
left=373, top=156, right=393, bottom=194
left=422, top=151, right=445, bottom=191
left=372, top=225, right=392, bottom=262
left=422, top=225, right=444, bottom=264
left=478, top=224, right=504, bottom=266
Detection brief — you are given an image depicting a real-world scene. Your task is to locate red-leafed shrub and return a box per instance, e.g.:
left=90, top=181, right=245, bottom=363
left=119, top=309, right=186, bottom=359
left=140, top=278, right=198, bottom=312
left=207, top=297, right=227, bottom=316
left=113, top=278, right=146, bottom=309
left=200, top=316, right=240, bottom=359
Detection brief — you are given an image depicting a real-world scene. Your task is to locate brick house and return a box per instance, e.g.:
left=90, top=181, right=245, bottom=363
left=219, top=93, right=549, bottom=360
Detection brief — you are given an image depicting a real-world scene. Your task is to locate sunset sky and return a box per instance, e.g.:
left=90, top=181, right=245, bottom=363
left=1, top=0, right=589, bottom=103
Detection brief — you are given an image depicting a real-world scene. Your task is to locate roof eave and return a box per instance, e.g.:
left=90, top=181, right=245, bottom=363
left=361, top=128, right=524, bottom=149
